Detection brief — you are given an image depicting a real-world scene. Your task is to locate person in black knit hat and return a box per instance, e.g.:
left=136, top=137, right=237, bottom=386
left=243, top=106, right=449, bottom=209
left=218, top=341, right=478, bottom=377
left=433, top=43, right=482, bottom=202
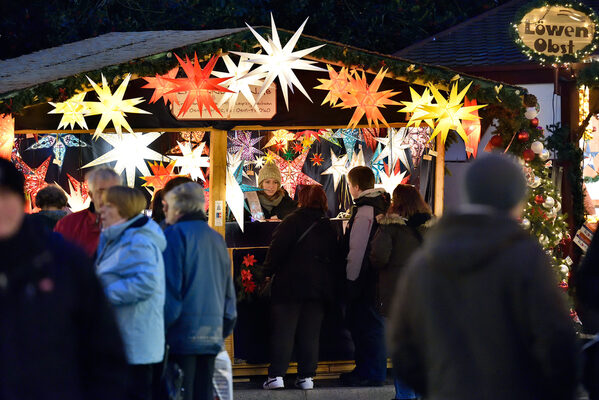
left=0, top=158, right=128, bottom=399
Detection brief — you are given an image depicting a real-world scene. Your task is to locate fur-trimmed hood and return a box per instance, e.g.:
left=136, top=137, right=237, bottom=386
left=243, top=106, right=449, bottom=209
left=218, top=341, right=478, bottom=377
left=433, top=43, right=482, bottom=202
left=377, top=212, right=434, bottom=228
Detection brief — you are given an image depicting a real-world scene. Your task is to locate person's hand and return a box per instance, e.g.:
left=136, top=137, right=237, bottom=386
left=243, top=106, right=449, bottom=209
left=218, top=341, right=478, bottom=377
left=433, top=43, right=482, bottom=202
left=268, top=215, right=280, bottom=221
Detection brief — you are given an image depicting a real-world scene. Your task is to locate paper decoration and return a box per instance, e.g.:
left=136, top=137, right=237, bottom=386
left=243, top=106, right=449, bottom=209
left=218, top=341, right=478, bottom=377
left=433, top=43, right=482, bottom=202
left=212, top=54, right=266, bottom=115
left=82, top=132, right=165, bottom=187
left=584, top=143, right=598, bottom=173
left=294, top=130, right=321, bottom=143
left=167, top=53, right=233, bottom=117
left=462, top=97, right=482, bottom=159
left=374, top=128, right=411, bottom=171
left=293, top=142, right=304, bottom=154
left=321, top=149, right=349, bottom=190
left=13, top=155, right=51, bottom=205
left=232, top=160, right=261, bottom=193
left=264, top=129, right=295, bottom=151
left=348, top=146, right=367, bottom=170
left=142, top=67, right=180, bottom=106
left=283, top=149, right=295, bottom=161
left=336, top=128, right=360, bottom=163
left=301, top=136, right=315, bottom=150
left=167, top=131, right=207, bottom=155
left=0, top=114, right=14, bottom=159
left=400, top=87, right=435, bottom=128
left=253, top=156, right=266, bottom=169
left=314, top=65, right=351, bottom=106
left=311, top=153, right=324, bottom=166
left=360, top=128, right=380, bottom=151
left=228, top=131, right=263, bottom=161
left=65, top=174, right=90, bottom=212
left=376, top=169, right=408, bottom=195
left=271, top=151, right=320, bottom=198
left=318, top=129, right=341, bottom=147
left=48, top=92, right=90, bottom=130
left=226, top=166, right=246, bottom=232
left=26, top=133, right=88, bottom=168
left=84, top=74, right=150, bottom=138
left=406, top=127, right=431, bottom=168
left=231, top=14, right=325, bottom=110
left=339, top=68, right=400, bottom=129
left=141, top=161, right=179, bottom=191
left=172, top=141, right=210, bottom=182
left=418, top=82, right=486, bottom=144
left=264, top=152, right=276, bottom=164
left=370, top=144, right=385, bottom=182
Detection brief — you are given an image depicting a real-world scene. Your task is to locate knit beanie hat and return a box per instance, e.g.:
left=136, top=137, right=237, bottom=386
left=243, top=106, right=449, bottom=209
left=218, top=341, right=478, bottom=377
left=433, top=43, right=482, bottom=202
left=464, top=152, right=527, bottom=212
left=258, top=163, right=282, bottom=187
left=0, top=158, right=25, bottom=199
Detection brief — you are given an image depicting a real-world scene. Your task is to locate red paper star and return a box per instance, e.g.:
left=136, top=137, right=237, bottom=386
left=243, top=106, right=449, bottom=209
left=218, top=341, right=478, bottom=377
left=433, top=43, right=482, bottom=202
left=166, top=53, right=233, bottom=117
left=66, top=174, right=89, bottom=200
left=142, top=67, right=180, bottom=106
left=293, top=142, right=304, bottom=154
left=0, top=114, right=14, bottom=160
left=270, top=151, right=321, bottom=198
left=141, top=161, right=180, bottom=191
left=293, top=130, right=321, bottom=142
left=360, top=128, right=381, bottom=151
left=13, top=155, right=50, bottom=206
left=462, top=97, right=482, bottom=159
left=314, top=65, right=352, bottom=106
left=242, top=254, right=257, bottom=267
left=311, top=153, right=324, bottom=166
left=272, top=140, right=285, bottom=153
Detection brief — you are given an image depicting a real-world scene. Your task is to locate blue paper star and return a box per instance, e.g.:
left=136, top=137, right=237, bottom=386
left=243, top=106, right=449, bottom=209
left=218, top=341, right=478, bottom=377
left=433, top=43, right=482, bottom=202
left=584, top=143, right=599, bottom=172
left=26, top=133, right=88, bottom=169
left=370, top=143, right=386, bottom=183
left=335, top=128, right=360, bottom=163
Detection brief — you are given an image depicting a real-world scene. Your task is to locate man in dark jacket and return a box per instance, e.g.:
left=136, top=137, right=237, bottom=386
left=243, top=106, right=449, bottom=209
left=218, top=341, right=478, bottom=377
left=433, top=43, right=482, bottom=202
left=389, top=153, right=579, bottom=400
left=0, top=158, right=128, bottom=399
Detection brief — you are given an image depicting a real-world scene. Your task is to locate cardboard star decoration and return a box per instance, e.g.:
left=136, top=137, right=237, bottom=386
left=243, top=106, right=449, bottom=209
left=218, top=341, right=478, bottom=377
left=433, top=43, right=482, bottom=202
left=48, top=92, right=90, bottom=130
left=142, top=67, right=180, bottom=106
left=314, top=65, right=351, bottom=106
left=400, top=87, right=435, bottom=129
left=0, top=114, right=14, bottom=160
left=13, top=155, right=51, bottom=207
left=66, top=174, right=90, bottom=212
left=462, top=97, right=482, bottom=159
left=172, top=141, right=210, bottom=182
left=270, top=151, right=320, bottom=198
left=321, top=149, right=349, bottom=190
left=141, top=161, right=180, bottom=191
left=264, top=129, right=295, bottom=151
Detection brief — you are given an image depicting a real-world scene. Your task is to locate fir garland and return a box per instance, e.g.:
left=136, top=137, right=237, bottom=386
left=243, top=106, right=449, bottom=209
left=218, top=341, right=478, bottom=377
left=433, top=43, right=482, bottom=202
left=577, top=60, right=599, bottom=88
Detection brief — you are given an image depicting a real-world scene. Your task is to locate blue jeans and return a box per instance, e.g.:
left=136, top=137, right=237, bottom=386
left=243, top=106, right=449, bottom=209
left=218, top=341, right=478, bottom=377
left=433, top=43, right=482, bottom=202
left=394, top=376, right=417, bottom=399
left=346, top=302, right=387, bottom=382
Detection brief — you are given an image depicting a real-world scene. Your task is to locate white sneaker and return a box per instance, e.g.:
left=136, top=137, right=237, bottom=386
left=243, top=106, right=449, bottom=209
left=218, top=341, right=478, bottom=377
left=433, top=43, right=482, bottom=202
left=263, top=376, right=284, bottom=389
left=295, top=377, right=314, bottom=390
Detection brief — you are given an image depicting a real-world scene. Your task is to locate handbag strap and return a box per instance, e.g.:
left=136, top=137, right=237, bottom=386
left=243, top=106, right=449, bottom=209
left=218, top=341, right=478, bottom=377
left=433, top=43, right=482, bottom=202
left=295, top=217, right=327, bottom=247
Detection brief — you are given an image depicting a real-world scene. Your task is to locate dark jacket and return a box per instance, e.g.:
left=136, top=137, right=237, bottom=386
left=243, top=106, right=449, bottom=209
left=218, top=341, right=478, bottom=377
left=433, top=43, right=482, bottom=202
left=369, top=212, right=432, bottom=315
left=264, top=207, right=340, bottom=303
left=572, top=228, right=599, bottom=332
left=31, top=209, right=68, bottom=231
left=260, top=191, right=297, bottom=220
left=162, top=212, right=237, bottom=355
left=389, top=208, right=579, bottom=400
left=0, top=216, right=128, bottom=400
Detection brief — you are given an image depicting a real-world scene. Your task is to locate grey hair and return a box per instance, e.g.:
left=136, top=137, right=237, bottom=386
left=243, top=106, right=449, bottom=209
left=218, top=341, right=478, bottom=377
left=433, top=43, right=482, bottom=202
left=164, top=182, right=205, bottom=215
left=86, top=167, right=121, bottom=190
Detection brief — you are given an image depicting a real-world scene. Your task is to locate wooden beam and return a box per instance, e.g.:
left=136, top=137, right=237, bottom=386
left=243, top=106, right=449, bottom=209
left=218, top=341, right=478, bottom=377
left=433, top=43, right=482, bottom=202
left=434, top=134, right=445, bottom=216
left=208, top=129, right=227, bottom=238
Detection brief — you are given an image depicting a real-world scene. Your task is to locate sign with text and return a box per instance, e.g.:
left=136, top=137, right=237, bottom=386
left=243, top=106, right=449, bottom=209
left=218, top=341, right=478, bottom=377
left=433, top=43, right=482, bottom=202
left=170, top=83, right=277, bottom=120
left=515, top=5, right=596, bottom=62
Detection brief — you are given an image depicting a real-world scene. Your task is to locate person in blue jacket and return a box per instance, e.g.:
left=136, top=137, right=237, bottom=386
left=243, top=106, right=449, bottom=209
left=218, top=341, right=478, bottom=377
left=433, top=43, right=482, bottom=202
left=162, top=182, right=237, bottom=400
left=96, top=185, right=167, bottom=400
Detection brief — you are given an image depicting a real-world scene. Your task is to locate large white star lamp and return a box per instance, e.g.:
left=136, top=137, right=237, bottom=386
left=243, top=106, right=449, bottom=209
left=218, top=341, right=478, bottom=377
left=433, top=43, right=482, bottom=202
left=213, top=54, right=267, bottom=115
left=172, top=141, right=210, bottom=182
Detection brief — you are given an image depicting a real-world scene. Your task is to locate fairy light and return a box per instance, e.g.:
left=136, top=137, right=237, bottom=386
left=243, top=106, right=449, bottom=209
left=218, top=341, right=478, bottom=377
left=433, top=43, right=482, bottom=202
left=579, top=85, right=593, bottom=140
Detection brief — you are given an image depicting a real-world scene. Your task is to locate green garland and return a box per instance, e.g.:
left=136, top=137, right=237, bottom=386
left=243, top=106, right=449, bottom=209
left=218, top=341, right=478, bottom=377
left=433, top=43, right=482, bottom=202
left=577, top=60, right=599, bottom=88
left=585, top=174, right=599, bottom=183
left=510, top=0, right=599, bottom=65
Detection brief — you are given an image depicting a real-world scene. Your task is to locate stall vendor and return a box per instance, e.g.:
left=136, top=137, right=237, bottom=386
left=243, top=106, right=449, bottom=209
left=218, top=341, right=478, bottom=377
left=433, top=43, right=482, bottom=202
left=253, top=163, right=297, bottom=221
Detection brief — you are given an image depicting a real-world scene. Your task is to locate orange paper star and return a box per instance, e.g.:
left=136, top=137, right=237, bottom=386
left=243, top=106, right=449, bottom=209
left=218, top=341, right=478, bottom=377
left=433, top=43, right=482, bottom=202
left=166, top=54, right=233, bottom=117
left=0, top=114, right=14, bottom=160
left=294, top=130, right=321, bottom=142
left=142, top=67, right=180, bottom=106
left=339, top=68, right=400, bottom=129
left=314, top=65, right=351, bottom=106
left=141, top=161, right=180, bottom=191
left=310, top=153, right=324, bottom=166
left=462, top=97, right=482, bottom=159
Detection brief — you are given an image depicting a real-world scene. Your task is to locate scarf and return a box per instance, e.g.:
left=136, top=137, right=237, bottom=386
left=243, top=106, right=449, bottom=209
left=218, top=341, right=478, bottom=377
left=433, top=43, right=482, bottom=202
left=258, top=189, right=284, bottom=212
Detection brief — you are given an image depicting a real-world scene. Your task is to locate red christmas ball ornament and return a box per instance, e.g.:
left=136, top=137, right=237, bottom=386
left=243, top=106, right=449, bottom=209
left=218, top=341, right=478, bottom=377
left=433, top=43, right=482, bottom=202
left=534, top=195, right=544, bottom=204
left=489, top=134, right=503, bottom=148
left=517, top=130, right=530, bottom=142
left=530, top=117, right=539, bottom=127
left=522, top=149, right=536, bottom=162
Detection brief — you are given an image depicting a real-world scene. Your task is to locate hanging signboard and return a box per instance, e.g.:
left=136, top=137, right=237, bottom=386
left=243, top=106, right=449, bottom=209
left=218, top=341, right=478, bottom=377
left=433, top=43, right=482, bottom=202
left=171, top=83, right=277, bottom=120
left=513, top=2, right=599, bottom=64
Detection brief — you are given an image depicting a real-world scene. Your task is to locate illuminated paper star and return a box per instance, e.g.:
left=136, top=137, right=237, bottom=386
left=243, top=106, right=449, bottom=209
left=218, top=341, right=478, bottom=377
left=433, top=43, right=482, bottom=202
left=314, top=65, right=351, bottom=106
left=376, top=169, right=408, bottom=195
left=294, top=130, right=320, bottom=142
left=347, top=146, right=367, bottom=170
left=360, top=128, right=380, bottom=151
left=271, top=151, right=320, bottom=198
left=48, top=92, right=90, bottom=130
left=228, top=131, right=263, bottom=161
left=264, top=152, right=276, bottom=164
left=264, top=129, right=295, bottom=150
left=142, top=67, right=180, bottom=106
left=231, top=14, right=326, bottom=110
left=302, top=136, right=315, bottom=150
left=311, top=153, right=324, bottom=166
left=172, top=141, right=210, bottom=182
left=283, top=149, right=295, bottom=161
left=0, top=114, right=14, bottom=160
left=226, top=166, right=246, bottom=232
left=419, top=82, right=486, bottom=144
left=400, top=87, right=435, bottom=128
left=82, top=132, right=165, bottom=187
left=321, top=149, right=349, bottom=190
left=406, top=127, right=431, bottom=168
left=462, top=97, right=482, bottom=159
left=167, top=131, right=207, bottom=155
left=318, top=129, right=341, bottom=147
left=166, top=53, right=233, bottom=117
left=26, top=133, right=88, bottom=168
left=371, top=144, right=385, bottom=182
left=84, top=74, right=150, bottom=139
left=212, top=54, right=267, bottom=115
left=374, top=128, right=411, bottom=171
left=65, top=174, right=90, bottom=212
left=254, top=156, right=266, bottom=168
left=13, top=155, right=50, bottom=205
left=141, top=161, right=180, bottom=191
left=232, top=160, right=261, bottom=193
left=293, top=142, right=304, bottom=154
left=339, top=68, right=400, bottom=129
left=335, top=128, right=360, bottom=163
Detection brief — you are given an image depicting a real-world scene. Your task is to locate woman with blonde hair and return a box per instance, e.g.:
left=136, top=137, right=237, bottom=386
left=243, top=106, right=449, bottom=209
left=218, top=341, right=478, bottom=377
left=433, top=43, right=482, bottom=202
left=96, top=186, right=167, bottom=400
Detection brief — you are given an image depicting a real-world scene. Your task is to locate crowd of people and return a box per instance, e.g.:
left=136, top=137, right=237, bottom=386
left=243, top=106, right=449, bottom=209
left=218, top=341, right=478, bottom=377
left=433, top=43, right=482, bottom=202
left=0, top=151, right=597, bottom=400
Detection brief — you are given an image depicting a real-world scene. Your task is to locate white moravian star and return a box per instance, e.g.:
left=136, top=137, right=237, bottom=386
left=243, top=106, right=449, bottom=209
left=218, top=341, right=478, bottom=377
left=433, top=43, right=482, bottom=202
left=321, top=149, right=348, bottom=190
left=172, top=141, right=210, bottom=182
left=82, top=132, right=165, bottom=187
left=231, top=14, right=326, bottom=110
left=376, top=170, right=408, bottom=195
left=374, top=128, right=411, bottom=171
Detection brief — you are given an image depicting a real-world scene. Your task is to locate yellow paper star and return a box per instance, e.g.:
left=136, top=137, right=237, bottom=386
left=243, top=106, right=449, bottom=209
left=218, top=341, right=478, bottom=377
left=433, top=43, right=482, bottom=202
left=314, top=65, right=351, bottom=106
left=400, top=87, right=435, bottom=128
left=264, top=152, right=276, bottom=164
left=48, top=92, right=90, bottom=130
left=264, top=129, right=295, bottom=150
left=419, top=82, right=486, bottom=144
left=84, top=74, right=150, bottom=139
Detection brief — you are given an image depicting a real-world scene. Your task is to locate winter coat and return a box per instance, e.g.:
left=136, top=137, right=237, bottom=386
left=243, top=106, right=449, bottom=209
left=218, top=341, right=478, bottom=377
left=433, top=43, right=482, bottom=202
left=370, top=212, right=432, bottom=316
left=344, top=188, right=389, bottom=305
left=96, top=214, right=166, bottom=365
left=264, top=207, right=341, bottom=303
left=0, top=215, right=128, bottom=400
left=54, top=204, right=101, bottom=256
left=31, top=209, right=68, bottom=231
left=572, top=228, right=599, bottom=332
left=162, top=212, right=237, bottom=355
left=389, top=206, right=579, bottom=400
left=259, top=191, right=297, bottom=220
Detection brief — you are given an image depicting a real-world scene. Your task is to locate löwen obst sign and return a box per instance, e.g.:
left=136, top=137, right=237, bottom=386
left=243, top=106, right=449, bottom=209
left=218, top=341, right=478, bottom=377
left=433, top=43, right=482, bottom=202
left=515, top=4, right=597, bottom=64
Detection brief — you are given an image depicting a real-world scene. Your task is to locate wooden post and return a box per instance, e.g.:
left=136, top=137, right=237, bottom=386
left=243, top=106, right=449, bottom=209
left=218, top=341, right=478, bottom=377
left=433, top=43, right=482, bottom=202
left=208, top=129, right=227, bottom=238
left=434, top=134, right=445, bottom=216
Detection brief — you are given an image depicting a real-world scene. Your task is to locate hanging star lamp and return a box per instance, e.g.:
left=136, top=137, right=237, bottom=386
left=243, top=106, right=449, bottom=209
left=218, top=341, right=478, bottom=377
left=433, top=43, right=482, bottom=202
left=26, top=133, right=88, bottom=168
left=84, top=74, right=150, bottom=139
left=374, top=128, right=411, bottom=171
left=462, top=97, right=482, bottom=159
left=400, top=87, right=435, bottom=128
left=228, top=131, right=263, bottom=162
left=270, top=151, right=320, bottom=198
left=48, top=92, right=90, bottom=130
left=82, top=132, right=165, bottom=187
left=264, top=129, right=295, bottom=151
left=65, top=174, right=90, bottom=212
left=360, top=128, right=380, bottom=151
left=318, top=129, right=342, bottom=147
left=0, top=114, right=15, bottom=160
left=321, top=149, right=349, bottom=190
left=13, top=155, right=51, bottom=207
left=231, top=14, right=326, bottom=110
left=172, top=141, right=210, bottom=182
left=376, top=169, right=409, bottom=195
left=141, top=161, right=180, bottom=191
left=314, top=65, right=351, bottom=106
left=339, top=68, right=400, bottom=129
left=142, top=67, right=180, bottom=106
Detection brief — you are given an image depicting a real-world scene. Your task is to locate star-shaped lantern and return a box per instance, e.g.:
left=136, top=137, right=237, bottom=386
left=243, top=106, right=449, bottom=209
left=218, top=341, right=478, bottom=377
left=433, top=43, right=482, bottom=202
left=228, top=131, right=263, bottom=162
left=584, top=143, right=599, bottom=172
left=462, top=97, right=482, bottom=159
left=400, top=87, right=435, bottom=128
left=264, top=129, right=295, bottom=151
left=318, top=129, right=341, bottom=147
left=360, top=128, right=380, bottom=151
left=321, top=149, right=349, bottom=190
left=374, top=128, right=411, bottom=171
left=84, top=74, right=150, bottom=139
left=335, top=128, right=360, bottom=163
left=172, top=141, right=210, bottom=182
left=0, top=114, right=14, bottom=160
left=339, top=68, right=400, bottom=129
left=82, top=132, right=165, bottom=187
left=142, top=67, right=180, bottom=106
left=270, top=151, right=320, bottom=198
left=13, top=155, right=51, bottom=206
left=167, top=53, right=234, bottom=118
left=376, top=169, right=409, bottom=195
left=231, top=14, right=326, bottom=110
left=311, top=153, right=324, bottom=166
left=141, top=161, right=180, bottom=191
left=48, top=92, right=90, bottom=130
left=26, top=133, right=88, bottom=168
left=314, top=65, right=351, bottom=106
left=65, top=174, right=90, bottom=212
